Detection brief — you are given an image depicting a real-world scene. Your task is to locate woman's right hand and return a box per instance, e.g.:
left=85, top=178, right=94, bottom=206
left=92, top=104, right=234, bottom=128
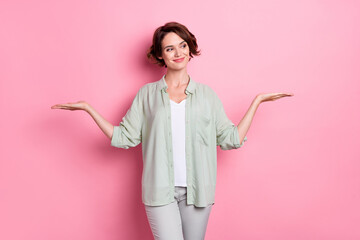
left=51, top=101, right=89, bottom=112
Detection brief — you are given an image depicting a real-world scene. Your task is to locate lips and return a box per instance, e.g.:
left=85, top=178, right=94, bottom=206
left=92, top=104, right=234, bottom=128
left=173, top=57, right=185, bottom=63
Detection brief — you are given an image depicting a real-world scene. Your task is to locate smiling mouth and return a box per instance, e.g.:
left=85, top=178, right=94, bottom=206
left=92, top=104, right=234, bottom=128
left=173, top=57, right=185, bottom=63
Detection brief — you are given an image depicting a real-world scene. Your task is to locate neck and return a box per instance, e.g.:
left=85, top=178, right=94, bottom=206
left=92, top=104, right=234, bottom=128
left=164, top=68, right=189, bottom=87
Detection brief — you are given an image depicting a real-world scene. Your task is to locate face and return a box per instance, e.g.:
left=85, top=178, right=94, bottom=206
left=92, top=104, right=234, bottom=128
left=159, top=32, right=190, bottom=70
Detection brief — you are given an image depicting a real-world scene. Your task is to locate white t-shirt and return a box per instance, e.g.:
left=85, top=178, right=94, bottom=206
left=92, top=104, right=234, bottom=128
left=170, top=98, right=187, bottom=187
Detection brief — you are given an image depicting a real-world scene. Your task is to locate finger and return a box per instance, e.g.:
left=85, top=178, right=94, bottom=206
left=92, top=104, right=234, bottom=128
left=275, top=94, right=289, bottom=98
left=58, top=105, right=74, bottom=110
left=270, top=93, right=293, bottom=97
left=273, top=95, right=291, bottom=100
left=279, top=93, right=293, bottom=97
left=265, top=95, right=283, bottom=101
left=280, top=93, right=294, bottom=97
left=51, top=105, right=64, bottom=109
left=59, top=104, right=75, bottom=108
left=273, top=93, right=292, bottom=98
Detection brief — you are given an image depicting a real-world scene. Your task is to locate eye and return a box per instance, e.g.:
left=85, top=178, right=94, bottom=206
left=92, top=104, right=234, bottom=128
left=181, top=43, right=187, bottom=48
left=166, top=48, right=173, bottom=52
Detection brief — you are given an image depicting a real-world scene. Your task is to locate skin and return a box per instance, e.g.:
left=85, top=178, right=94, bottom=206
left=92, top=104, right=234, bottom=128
left=51, top=32, right=294, bottom=143
left=158, top=32, right=192, bottom=104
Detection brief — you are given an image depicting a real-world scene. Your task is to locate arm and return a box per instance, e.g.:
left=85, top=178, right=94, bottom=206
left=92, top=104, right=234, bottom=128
left=236, top=96, right=261, bottom=144
left=85, top=104, right=114, bottom=139
left=237, top=93, right=294, bottom=142
left=51, top=101, right=114, bottom=140
left=51, top=89, right=144, bottom=149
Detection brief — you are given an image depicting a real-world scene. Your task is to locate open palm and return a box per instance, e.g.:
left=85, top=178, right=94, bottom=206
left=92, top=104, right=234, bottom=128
left=257, top=93, right=294, bottom=103
left=51, top=101, right=88, bottom=111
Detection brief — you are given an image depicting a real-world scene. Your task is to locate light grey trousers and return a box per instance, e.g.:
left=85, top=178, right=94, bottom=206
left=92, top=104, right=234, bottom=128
left=144, top=186, right=213, bottom=240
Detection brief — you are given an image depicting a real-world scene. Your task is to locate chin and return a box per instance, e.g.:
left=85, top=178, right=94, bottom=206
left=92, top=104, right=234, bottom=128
left=169, top=65, right=188, bottom=71
left=173, top=60, right=190, bottom=70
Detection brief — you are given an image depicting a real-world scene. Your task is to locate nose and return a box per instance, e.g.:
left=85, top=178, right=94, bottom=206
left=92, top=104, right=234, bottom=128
left=174, top=47, right=180, bottom=57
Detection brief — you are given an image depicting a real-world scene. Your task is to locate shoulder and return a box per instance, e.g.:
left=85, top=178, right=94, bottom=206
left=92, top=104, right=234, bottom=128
left=195, top=81, right=218, bottom=98
left=135, top=81, right=158, bottom=97
left=142, top=81, right=158, bottom=90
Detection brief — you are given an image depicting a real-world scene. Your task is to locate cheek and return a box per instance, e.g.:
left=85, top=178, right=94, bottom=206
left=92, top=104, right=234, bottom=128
left=164, top=51, right=173, bottom=59
left=161, top=53, right=169, bottom=62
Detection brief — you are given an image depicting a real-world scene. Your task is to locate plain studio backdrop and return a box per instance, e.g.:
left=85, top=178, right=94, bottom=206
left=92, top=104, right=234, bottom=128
left=0, top=0, right=359, bottom=239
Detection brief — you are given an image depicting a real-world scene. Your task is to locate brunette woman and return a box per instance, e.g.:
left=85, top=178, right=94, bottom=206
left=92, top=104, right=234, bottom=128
left=51, top=22, right=293, bottom=240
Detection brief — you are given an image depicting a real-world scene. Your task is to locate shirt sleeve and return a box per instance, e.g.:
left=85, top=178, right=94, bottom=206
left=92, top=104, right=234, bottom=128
left=213, top=91, right=247, bottom=150
left=111, top=88, right=143, bottom=149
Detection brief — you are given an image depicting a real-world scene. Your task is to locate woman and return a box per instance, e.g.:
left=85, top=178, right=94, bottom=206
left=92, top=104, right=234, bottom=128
left=51, top=22, right=293, bottom=240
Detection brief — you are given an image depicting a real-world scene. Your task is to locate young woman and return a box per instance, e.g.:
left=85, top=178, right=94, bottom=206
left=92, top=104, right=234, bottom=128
left=51, top=22, right=293, bottom=240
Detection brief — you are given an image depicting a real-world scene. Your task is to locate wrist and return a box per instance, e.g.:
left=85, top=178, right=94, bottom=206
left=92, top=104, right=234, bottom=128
left=254, top=95, right=263, bottom=105
left=83, top=102, right=91, bottom=113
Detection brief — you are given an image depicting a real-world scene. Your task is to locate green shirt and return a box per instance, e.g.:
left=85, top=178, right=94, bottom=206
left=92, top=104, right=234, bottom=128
left=111, top=75, right=247, bottom=207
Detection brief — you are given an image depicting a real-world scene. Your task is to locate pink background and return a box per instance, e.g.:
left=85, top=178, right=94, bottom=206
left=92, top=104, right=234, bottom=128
left=1, top=0, right=359, bottom=239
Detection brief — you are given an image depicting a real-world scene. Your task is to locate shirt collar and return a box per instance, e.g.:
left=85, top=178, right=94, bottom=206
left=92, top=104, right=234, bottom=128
left=159, top=74, right=196, bottom=94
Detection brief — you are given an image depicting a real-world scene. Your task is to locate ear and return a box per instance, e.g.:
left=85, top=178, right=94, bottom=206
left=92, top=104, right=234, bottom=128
left=158, top=56, right=163, bottom=60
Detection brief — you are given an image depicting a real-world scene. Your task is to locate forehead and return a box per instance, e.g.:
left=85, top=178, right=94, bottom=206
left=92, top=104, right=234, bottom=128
left=162, top=32, right=185, bottom=47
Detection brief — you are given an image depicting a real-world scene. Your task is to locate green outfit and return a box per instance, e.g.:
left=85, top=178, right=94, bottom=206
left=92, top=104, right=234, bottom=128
left=111, top=75, right=247, bottom=207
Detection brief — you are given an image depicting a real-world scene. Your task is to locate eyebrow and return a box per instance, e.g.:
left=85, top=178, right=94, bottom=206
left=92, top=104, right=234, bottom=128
left=164, top=41, right=186, bottom=49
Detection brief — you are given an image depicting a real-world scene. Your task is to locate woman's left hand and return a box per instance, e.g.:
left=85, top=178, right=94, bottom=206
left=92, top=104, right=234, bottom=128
left=256, top=93, right=294, bottom=103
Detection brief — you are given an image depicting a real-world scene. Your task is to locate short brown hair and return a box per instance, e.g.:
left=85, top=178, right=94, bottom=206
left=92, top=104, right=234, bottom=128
left=147, top=22, right=201, bottom=67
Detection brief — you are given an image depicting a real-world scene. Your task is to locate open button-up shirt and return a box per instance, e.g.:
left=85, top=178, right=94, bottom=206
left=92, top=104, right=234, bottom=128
left=111, top=75, right=247, bottom=207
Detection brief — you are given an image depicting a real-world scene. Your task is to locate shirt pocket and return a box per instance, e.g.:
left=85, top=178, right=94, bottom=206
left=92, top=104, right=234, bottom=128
left=196, top=110, right=212, bottom=146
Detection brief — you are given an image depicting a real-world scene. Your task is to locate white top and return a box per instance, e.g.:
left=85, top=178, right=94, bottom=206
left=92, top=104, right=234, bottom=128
left=170, top=98, right=187, bottom=187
